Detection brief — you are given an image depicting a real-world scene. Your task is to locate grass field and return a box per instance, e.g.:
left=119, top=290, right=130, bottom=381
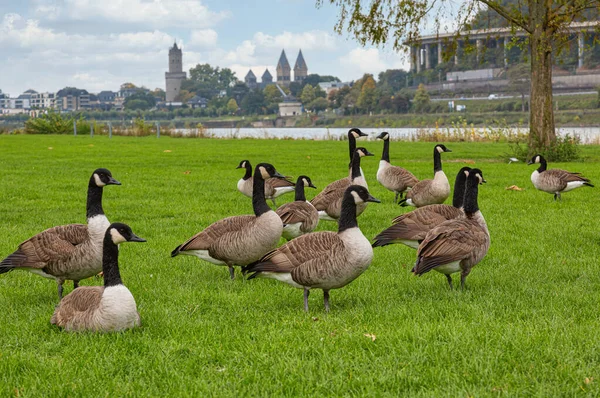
left=1, top=134, right=600, bottom=396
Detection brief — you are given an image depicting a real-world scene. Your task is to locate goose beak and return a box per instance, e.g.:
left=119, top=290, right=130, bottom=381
left=309, top=183, right=317, bottom=189
left=364, top=150, right=375, bottom=156
left=358, top=130, right=368, bottom=137
left=236, top=165, right=242, bottom=169
left=481, top=178, right=487, bottom=184
left=273, top=171, right=286, bottom=179
left=108, top=177, right=121, bottom=185
left=129, top=233, right=146, bottom=243
left=366, top=194, right=381, bottom=203
left=527, top=160, right=533, bottom=165
left=445, top=149, right=452, bottom=153
left=375, top=133, right=385, bottom=140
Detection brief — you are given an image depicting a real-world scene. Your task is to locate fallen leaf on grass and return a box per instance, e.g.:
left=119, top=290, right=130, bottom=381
left=312, top=317, right=319, bottom=322
left=48, top=147, right=53, bottom=150
left=306, top=155, right=311, bottom=159
left=88, top=144, right=94, bottom=147
left=505, top=185, right=524, bottom=191
left=183, top=170, right=191, bottom=175
left=448, top=159, right=476, bottom=164
left=163, top=150, right=172, bottom=153
left=364, top=333, right=376, bottom=342
left=585, top=377, right=593, bottom=385
left=96, top=272, right=104, bottom=278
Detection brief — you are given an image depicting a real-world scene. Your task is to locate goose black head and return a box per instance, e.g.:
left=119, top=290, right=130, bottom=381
left=107, top=223, right=146, bottom=245
left=347, top=185, right=381, bottom=204
left=354, top=147, right=375, bottom=157
left=349, top=128, right=368, bottom=139
left=435, top=144, right=452, bottom=153
left=527, top=154, right=543, bottom=165
left=470, top=168, right=486, bottom=184
left=376, top=132, right=390, bottom=141
left=236, top=160, right=251, bottom=169
left=92, top=168, right=121, bottom=187
left=458, top=166, right=472, bottom=178
left=255, top=163, right=285, bottom=180
left=298, top=175, right=316, bottom=189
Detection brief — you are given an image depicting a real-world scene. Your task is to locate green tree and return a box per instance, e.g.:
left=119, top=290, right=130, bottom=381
left=314, top=85, right=327, bottom=99
left=124, top=92, right=156, bottom=111
left=307, top=97, right=329, bottom=112
left=317, top=0, right=600, bottom=152
left=184, top=64, right=237, bottom=99
left=357, top=74, right=378, bottom=113
left=413, top=84, right=430, bottom=113
left=507, top=64, right=531, bottom=112
left=227, top=98, right=239, bottom=114
left=241, top=90, right=266, bottom=115
left=300, top=84, right=316, bottom=105
left=378, top=69, right=409, bottom=95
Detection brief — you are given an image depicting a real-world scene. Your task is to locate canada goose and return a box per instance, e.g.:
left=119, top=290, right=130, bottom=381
left=0, top=168, right=121, bottom=299
left=528, top=154, right=594, bottom=200
left=172, top=163, right=285, bottom=279
left=413, top=169, right=489, bottom=289
left=50, top=223, right=145, bottom=332
left=236, top=160, right=295, bottom=206
left=276, top=175, right=319, bottom=240
left=310, top=147, right=374, bottom=221
left=243, top=185, right=380, bottom=312
left=375, top=132, right=419, bottom=202
left=372, top=167, right=472, bottom=249
left=399, top=144, right=452, bottom=207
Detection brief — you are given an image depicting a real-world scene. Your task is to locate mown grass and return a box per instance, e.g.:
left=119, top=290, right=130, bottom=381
left=1, top=135, right=600, bottom=396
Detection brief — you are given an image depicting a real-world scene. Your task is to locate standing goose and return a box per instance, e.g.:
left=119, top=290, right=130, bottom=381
left=243, top=185, right=380, bottom=312
left=413, top=169, right=490, bottom=289
left=236, top=160, right=295, bottom=206
left=172, top=163, right=285, bottom=279
left=399, top=144, right=452, bottom=207
left=373, top=167, right=471, bottom=249
left=310, top=147, right=374, bottom=221
left=528, top=154, right=593, bottom=200
left=0, top=168, right=121, bottom=299
left=276, top=175, right=319, bottom=240
left=51, top=223, right=146, bottom=332
left=375, top=132, right=419, bottom=202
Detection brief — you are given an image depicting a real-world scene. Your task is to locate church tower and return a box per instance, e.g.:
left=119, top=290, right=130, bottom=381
left=293, top=49, right=308, bottom=83
left=165, top=42, right=187, bottom=102
left=276, top=50, right=291, bottom=86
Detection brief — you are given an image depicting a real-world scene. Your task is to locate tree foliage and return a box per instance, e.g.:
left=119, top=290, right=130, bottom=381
left=413, top=84, right=430, bottom=113
left=124, top=92, right=156, bottom=111
left=300, top=85, right=316, bottom=104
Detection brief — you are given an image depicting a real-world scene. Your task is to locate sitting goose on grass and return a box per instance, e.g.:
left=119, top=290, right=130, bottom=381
left=413, top=169, right=489, bottom=290
left=51, top=223, right=146, bottom=332
left=373, top=167, right=471, bottom=249
left=236, top=160, right=295, bottom=206
left=276, top=175, right=319, bottom=240
left=528, top=154, right=593, bottom=201
left=310, top=147, right=374, bottom=221
left=399, top=144, right=452, bottom=207
left=375, top=131, right=419, bottom=203
left=172, top=163, right=285, bottom=279
left=243, top=185, right=380, bottom=312
left=0, top=168, right=121, bottom=299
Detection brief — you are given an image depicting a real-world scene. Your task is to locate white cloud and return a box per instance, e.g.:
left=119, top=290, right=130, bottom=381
left=34, top=0, right=228, bottom=28
left=188, top=29, right=218, bottom=49
left=340, top=47, right=410, bottom=80
left=253, top=30, right=336, bottom=51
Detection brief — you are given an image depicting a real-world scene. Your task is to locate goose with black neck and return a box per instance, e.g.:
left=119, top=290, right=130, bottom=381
left=375, top=132, right=419, bottom=203
left=236, top=160, right=295, bottom=206
left=276, top=175, right=319, bottom=240
left=528, top=154, right=593, bottom=201
left=0, top=168, right=121, bottom=299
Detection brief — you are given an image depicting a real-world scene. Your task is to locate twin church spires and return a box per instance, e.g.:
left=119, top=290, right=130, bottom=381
left=245, top=49, right=307, bottom=89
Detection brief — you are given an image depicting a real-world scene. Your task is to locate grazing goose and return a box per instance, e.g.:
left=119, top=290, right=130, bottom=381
left=236, top=160, right=295, bottom=206
left=276, top=175, right=319, bottom=240
left=51, top=223, right=145, bottom=332
left=413, top=169, right=489, bottom=289
left=310, top=147, right=374, bottom=221
left=172, top=163, right=285, bottom=279
left=375, top=132, right=419, bottom=202
left=373, top=167, right=471, bottom=249
left=399, top=144, right=452, bottom=207
left=528, top=154, right=593, bottom=201
left=243, top=185, right=380, bottom=312
left=0, top=168, right=120, bottom=299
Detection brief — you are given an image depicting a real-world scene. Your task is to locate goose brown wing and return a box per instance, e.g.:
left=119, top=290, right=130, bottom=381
left=406, top=179, right=432, bottom=200
left=177, top=215, right=255, bottom=251
left=51, top=286, right=104, bottom=326
left=276, top=202, right=317, bottom=226
left=310, top=177, right=349, bottom=210
left=1, top=224, right=88, bottom=269
left=546, top=168, right=591, bottom=183
left=414, top=219, right=483, bottom=275
left=267, top=177, right=295, bottom=188
left=385, top=166, right=419, bottom=189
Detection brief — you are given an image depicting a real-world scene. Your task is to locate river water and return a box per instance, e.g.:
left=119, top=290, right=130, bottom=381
left=176, top=126, right=600, bottom=143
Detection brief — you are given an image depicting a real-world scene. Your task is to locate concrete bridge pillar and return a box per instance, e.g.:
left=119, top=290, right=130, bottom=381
left=503, top=37, right=509, bottom=67
left=410, top=46, right=416, bottom=72
left=417, top=47, right=422, bottom=73
left=437, top=42, right=443, bottom=65
left=425, top=43, right=431, bottom=69
left=476, top=39, right=483, bottom=62
left=578, top=32, right=584, bottom=69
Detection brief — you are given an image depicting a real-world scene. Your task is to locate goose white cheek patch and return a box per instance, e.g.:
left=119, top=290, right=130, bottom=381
left=110, top=229, right=127, bottom=244
left=93, top=174, right=106, bottom=187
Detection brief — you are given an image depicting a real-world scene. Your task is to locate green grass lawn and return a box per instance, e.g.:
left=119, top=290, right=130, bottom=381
left=1, top=135, right=600, bottom=396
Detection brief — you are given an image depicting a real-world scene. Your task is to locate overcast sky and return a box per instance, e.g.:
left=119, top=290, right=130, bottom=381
left=0, top=0, right=422, bottom=95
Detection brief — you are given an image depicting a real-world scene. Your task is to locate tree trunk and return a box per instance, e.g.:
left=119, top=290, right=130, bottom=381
left=528, top=18, right=556, bottom=152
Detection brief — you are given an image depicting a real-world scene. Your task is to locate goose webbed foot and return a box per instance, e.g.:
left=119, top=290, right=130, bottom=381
left=57, top=282, right=64, bottom=300
left=303, top=288, right=310, bottom=312
left=73, top=280, right=79, bottom=289
left=271, top=199, right=277, bottom=207
left=460, top=273, right=469, bottom=290
left=446, top=274, right=453, bottom=290
left=228, top=265, right=235, bottom=280
left=323, top=290, right=330, bottom=312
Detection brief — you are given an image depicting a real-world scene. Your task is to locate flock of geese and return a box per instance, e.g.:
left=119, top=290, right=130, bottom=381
left=0, top=128, right=594, bottom=332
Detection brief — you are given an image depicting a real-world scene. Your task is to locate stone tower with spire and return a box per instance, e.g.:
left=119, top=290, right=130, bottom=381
left=293, top=49, right=308, bottom=83
left=165, top=42, right=187, bottom=102
left=276, top=50, right=291, bottom=86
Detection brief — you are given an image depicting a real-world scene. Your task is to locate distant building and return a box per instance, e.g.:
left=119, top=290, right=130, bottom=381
left=98, top=91, right=117, bottom=103
left=30, top=92, right=56, bottom=109
left=261, top=69, right=273, bottom=88
left=318, top=81, right=352, bottom=95
left=276, top=50, right=291, bottom=87
left=293, top=49, right=308, bottom=83
left=245, top=70, right=258, bottom=89
left=187, top=95, right=209, bottom=109
left=165, top=42, right=187, bottom=102
left=56, top=88, right=90, bottom=112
